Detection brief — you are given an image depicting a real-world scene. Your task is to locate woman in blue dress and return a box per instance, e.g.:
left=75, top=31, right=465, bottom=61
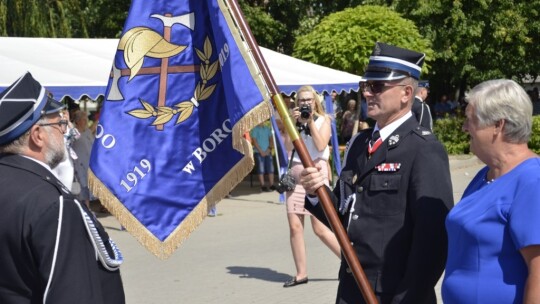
left=442, top=79, right=540, bottom=303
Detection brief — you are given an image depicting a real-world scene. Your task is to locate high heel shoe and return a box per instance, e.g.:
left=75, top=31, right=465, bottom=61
left=283, top=276, right=308, bottom=287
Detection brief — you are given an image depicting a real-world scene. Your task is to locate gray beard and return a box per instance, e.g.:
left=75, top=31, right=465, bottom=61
left=45, top=132, right=66, bottom=169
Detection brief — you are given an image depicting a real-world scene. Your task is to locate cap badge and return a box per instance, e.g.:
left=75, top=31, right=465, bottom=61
left=374, top=43, right=381, bottom=56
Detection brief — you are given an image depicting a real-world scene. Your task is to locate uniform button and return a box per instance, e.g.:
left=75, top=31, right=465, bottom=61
left=350, top=241, right=354, bottom=246
left=346, top=267, right=352, bottom=274
left=357, top=186, right=364, bottom=192
left=383, top=181, right=388, bottom=187
left=352, top=215, right=359, bottom=220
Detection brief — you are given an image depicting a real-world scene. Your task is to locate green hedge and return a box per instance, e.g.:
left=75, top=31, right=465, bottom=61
left=433, top=116, right=540, bottom=155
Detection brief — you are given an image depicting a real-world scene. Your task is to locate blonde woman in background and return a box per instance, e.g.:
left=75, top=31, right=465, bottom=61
left=283, top=85, right=340, bottom=288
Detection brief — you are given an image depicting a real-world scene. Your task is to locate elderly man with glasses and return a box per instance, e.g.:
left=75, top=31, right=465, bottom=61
left=300, top=42, right=454, bottom=304
left=0, top=72, right=125, bottom=304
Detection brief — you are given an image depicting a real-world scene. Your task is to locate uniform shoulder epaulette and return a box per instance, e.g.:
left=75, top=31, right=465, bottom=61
left=412, top=127, right=436, bottom=140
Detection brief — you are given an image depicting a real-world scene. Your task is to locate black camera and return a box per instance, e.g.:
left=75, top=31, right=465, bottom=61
left=299, top=104, right=312, bottom=119
left=276, top=172, right=296, bottom=194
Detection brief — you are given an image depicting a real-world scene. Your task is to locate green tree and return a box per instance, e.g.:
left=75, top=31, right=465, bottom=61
left=239, top=0, right=367, bottom=54
left=395, top=0, right=540, bottom=98
left=0, top=0, right=89, bottom=37
left=0, top=0, right=129, bottom=38
left=239, top=1, right=287, bottom=50
left=293, top=5, right=432, bottom=75
left=84, top=0, right=130, bottom=38
left=260, top=0, right=370, bottom=53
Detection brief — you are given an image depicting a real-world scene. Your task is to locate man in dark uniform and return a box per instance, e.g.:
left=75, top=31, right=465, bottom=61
left=0, top=72, right=125, bottom=304
left=300, top=42, right=453, bottom=304
left=412, top=83, right=433, bottom=130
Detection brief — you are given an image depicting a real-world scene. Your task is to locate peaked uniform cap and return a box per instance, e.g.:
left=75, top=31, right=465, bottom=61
left=361, top=42, right=425, bottom=81
left=0, top=72, right=64, bottom=145
left=418, top=81, right=430, bottom=88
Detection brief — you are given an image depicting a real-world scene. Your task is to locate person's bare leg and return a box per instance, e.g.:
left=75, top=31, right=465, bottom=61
left=311, top=215, right=341, bottom=258
left=287, top=213, right=307, bottom=279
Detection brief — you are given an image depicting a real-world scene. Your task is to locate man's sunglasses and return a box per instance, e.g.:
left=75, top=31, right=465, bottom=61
left=360, top=82, right=407, bottom=94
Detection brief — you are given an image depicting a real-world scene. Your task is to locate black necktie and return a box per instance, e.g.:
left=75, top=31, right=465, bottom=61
left=368, top=130, right=382, bottom=155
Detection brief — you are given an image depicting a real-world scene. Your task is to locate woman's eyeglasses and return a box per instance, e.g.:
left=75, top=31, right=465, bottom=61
left=297, top=98, right=314, bottom=103
left=38, top=120, right=69, bottom=133
left=360, top=82, right=407, bottom=94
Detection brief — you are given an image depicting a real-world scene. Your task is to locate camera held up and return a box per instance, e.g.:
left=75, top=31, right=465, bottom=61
left=300, top=104, right=312, bottom=119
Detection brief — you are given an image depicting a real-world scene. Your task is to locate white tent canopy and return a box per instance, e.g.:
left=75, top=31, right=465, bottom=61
left=0, top=37, right=362, bottom=100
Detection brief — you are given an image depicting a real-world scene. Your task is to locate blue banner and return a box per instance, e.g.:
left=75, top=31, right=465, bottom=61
left=89, top=0, right=270, bottom=258
left=325, top=94, right=342, bottom=175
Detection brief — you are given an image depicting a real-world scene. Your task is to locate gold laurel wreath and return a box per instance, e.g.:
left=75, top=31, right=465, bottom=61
left=128, top=36, right=218, bottom=126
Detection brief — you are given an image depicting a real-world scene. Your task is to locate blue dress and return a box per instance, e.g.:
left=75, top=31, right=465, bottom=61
left=442, top=158, right=540, bottom=304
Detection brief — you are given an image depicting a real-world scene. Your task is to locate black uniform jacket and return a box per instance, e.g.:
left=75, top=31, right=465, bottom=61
left=412, top=97, right=433, bottom=130
left=306, top=116, right=453, bottom=304
left=0, top=154, right=125, bottom=304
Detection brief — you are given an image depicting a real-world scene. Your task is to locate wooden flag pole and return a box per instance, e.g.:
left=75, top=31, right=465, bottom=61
left=225, top=1, right=378, bottom=303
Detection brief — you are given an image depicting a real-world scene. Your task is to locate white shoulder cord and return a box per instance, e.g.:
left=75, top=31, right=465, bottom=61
left=426, top=104, right=433, bottom=130
left=419, top=101, right=425, bottom=126
left=72, top=199, right=123, bottom=271
left=43, top=195, right=64, bottom=304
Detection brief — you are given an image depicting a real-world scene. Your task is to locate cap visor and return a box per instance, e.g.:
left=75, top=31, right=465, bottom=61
left=361, top=71, right=409, bottom=82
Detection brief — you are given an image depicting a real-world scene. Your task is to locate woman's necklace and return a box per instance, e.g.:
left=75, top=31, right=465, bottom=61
left=483, top=171, right=496, bottom=184
left=483, top=177, right=495, bottom=184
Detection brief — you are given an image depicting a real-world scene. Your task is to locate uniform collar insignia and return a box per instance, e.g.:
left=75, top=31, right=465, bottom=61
left=388, top=134, right=400, bottom=146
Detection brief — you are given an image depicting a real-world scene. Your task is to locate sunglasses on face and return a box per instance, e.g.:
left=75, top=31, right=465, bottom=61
left=360, top=82, right=407, bottom=94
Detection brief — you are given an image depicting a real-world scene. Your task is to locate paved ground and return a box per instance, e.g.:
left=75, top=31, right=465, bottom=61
left=96, top=155, right=484, bottom=304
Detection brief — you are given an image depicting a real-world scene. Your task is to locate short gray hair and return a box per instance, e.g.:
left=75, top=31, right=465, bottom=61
left=466, top=79, right=532, bottom=144
left=402, top=77, right=418, bottom=104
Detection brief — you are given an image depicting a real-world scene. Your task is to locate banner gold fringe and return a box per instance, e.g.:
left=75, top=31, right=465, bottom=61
left=90, top=137, right=254, bottom=260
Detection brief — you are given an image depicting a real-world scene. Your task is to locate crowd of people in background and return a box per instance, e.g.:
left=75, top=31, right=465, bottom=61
left=325, top=83, right=540, bottom=126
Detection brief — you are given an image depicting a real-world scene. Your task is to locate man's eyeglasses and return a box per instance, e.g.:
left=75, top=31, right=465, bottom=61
left=360, top=82, right=407, bottom=94
left=38, top=120, right=68, bottom=133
